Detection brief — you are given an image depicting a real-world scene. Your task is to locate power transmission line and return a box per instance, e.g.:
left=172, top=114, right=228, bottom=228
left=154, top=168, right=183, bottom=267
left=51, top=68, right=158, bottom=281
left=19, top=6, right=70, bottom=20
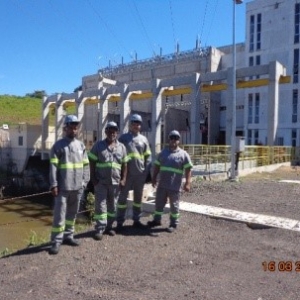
left=204, top=0, right=220, bottom=47
left=168, top=0, right=177, bottom=52
left=130, top=0, right=156, bottom=57
left=86, top=0, right=134, bottom=61
left=199, top=0, right=210, bottom=43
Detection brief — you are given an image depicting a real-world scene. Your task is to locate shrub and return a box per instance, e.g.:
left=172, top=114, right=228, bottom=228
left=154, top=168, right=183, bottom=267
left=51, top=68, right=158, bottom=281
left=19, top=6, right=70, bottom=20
left=85, top=192, right=95, bottom=222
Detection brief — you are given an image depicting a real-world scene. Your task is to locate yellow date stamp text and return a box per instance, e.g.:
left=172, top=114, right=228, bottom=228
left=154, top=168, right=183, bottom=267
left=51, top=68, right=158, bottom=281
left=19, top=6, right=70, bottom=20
left=262, top=261, right=300, bottom=272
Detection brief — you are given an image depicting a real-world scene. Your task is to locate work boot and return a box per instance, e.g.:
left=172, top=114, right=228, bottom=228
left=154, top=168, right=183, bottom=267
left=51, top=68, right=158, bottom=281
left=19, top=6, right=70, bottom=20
left=166, top=224, right=177, bottom=233
left=63, top=238, right=80, bottom=246
left=115, top=223, right=125, bottom=233
left=147, top=220, right=162, bottom=228
left=94, top=231, right=103, bottom=241
left=49, top=243, right=60, bottom=255
left=104, top=228, right=116, bottom=236
left=132, top=220, right=147, bottom=229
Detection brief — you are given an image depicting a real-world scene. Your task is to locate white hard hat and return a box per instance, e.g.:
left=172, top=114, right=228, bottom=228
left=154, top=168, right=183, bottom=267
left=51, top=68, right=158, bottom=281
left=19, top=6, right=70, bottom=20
left=130, top=114, right=143, bottom=123
left=64, top=115, right=79, bottom=125
left=105, top=121, right=119, bottom=130
left=168, top=130, right=181, bottom=138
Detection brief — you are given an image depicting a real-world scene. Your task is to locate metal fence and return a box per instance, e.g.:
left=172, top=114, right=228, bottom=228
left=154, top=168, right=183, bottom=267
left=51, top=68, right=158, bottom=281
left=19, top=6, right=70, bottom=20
left=175, top=145, right=294, bottom=174
left=1, top=143, right=296, bottom=177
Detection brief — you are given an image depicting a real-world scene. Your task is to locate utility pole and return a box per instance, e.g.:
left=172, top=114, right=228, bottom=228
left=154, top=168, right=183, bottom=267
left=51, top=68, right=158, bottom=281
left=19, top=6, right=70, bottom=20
left=230, top=0, right=243, bottom=180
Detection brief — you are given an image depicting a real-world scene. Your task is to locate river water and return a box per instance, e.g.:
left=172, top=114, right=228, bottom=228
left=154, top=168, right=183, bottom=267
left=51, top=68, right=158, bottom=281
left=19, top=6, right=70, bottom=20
left=0, top=195, right=53, bottom=251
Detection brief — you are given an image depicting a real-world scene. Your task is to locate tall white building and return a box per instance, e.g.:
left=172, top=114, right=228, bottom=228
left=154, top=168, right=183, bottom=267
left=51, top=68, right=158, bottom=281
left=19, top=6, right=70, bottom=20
left=215, top=0, right=298, bottom=146
left=242, top=0, right=299, bottom=146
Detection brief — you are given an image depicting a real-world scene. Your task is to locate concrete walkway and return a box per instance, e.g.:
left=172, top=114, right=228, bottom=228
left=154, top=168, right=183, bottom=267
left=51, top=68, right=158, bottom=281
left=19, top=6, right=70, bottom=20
left=127, top=178, right=300, bottom=233
left=139, top=199, right=300, bottom=233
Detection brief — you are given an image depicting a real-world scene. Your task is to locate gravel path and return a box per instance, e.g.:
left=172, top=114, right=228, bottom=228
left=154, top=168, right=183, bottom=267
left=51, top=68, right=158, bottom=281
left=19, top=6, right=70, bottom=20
left=1, top=166, right=300, bottom=300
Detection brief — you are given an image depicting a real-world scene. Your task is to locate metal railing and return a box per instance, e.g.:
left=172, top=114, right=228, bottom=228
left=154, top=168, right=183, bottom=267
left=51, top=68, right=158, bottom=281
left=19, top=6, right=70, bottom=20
left=177, top=145, right=294, bottom=174
left=3, top=143, right=296, bottom=176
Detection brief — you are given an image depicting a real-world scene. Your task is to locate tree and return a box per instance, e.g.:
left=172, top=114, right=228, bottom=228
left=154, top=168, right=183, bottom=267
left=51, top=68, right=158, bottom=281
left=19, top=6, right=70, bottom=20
left=25, top=90, right=47, bottom=99
left=73, top=85, right=82, bottom=93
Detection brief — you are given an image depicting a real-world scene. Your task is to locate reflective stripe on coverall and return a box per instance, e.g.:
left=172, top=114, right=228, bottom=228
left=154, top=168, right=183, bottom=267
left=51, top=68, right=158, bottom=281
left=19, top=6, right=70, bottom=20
left=50, top=137, right=90, bottom=244
left=94, top=183, right=120, bottom=233
left=88, top=139, right=128, bottom=232
left=153, top=187, right=180, bottom=226
left=153, top=147, right=193, bottom=225
left=51, top=189, right=83, bottom=243
left=117, top=132, right=151, bottom=224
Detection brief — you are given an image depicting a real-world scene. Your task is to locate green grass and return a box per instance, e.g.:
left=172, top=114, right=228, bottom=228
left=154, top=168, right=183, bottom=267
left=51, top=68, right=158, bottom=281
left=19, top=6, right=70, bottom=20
left=85, top=192, right=95, bottom=222
left=0, top=247, right=14, bottom=257
left=0, top=95, right=43, bottom=125
left=0, top=224, right=91, bottom=258
left=0, top=95, right=76, bottom=126
left=26, top=230, right=48, bottom=247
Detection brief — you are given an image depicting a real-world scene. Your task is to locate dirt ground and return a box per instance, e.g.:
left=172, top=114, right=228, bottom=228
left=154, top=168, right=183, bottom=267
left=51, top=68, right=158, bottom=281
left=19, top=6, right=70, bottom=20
left=1, top=166, right=300, bottom=300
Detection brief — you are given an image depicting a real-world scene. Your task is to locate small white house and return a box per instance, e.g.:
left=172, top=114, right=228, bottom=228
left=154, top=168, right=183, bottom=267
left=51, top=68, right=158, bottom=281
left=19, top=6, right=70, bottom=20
left=0, top=123, right=55, bottom=174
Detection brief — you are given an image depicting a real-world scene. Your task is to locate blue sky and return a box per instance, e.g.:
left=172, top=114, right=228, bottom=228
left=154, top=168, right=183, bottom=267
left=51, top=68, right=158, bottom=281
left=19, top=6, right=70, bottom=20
left=0, top=0, right=250, bottom=97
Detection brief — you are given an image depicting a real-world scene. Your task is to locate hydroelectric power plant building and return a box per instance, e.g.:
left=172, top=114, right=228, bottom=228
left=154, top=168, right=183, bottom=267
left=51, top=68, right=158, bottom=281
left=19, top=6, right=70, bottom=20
left=38, top=0, right=300, bottom=159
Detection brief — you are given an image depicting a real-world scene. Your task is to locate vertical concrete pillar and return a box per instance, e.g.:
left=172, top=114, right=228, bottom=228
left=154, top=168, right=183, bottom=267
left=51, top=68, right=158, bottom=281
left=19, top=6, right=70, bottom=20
left=96, top=87, right=106, bottom=141
left=76, top=91, right=84, bottom=141
left=120, top=84, right=131, bottom=133
left=267, top=61, right=283, bottom=146
left=55, top=94, right=64, bottom=142
left=226, top=67, right=234, bottom=145
left=190, top=73, right=201, bottom=144
left=151, top=79, right=163, bottom=155
left=96, top=97, right=101, bottom=141
left=99, top=96, right=109, bottom=140
left=41, top=96, right=50, bottom=159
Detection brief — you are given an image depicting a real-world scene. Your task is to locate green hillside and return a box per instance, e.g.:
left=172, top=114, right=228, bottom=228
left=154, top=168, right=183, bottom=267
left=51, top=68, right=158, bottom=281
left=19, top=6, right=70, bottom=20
left=0, top=95, right=75, bottom=126
left=0, top=95, right=43, bottom=125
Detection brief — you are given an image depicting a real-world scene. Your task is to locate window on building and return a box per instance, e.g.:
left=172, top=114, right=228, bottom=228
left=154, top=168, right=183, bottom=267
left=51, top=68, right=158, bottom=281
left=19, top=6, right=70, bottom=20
left=256, top=55, right=261, bottom=79
left=18, top=136, right=23, bottom=146
left=249, top=56, right=254, bottom=80
left=293, top=48, right=299, bottom=83
left=248, top=94, right=253, bottom=124
left=247, top=129, right=252, bottom=145
left=292, top=89, right=298, bottom=123
left=250, top=15, right=255, bottom=52
left=256, top=55, right=261, bottom=65
left=292, top=129, right=297, bottom=147
left=255, top=93, right=260, bottom=124
left=249, top=56, right=254, bottom=66
left=295, top=3, right=300, bottom=44
left=254, top=129, right=259, bottom=145
left=256, top=13, right=262, bottom=50
left=276, top=137, right=284, bottom=146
